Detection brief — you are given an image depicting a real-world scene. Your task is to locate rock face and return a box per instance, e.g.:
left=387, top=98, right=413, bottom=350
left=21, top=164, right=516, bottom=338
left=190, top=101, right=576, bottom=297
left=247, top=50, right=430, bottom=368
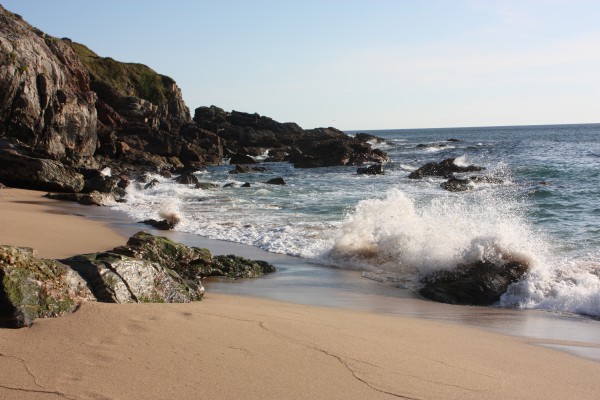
left=408, top=158, right=484, bottom=179
left=0, top=246, right=95, bottom=328
left=0, top=141, right=84, bottom=192
left=0, top=7, right=98, bottom=166
left=418, top=260, right=528, bottom=306
left=194, top=105, right=389, bottom=168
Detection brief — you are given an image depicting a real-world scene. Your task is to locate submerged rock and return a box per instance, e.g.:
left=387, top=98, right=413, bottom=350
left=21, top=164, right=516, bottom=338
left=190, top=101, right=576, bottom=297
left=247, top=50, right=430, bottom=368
left=408, top=158, right=484, bottom=179
left=0, top=246, right=95, bottom=328
left=175, top=172, right=199, bottom=185
left=357, top=164, right=384, bottom=175
left=418, top=260, right=528, bottom=306
left=440, top=176, right=505, bottom=192
left=265, top=177, right=286, bottom=185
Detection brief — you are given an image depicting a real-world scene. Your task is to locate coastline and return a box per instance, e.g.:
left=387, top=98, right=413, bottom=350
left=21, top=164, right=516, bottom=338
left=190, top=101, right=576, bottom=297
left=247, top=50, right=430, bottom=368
left=1, top=188, right=600, bottom=399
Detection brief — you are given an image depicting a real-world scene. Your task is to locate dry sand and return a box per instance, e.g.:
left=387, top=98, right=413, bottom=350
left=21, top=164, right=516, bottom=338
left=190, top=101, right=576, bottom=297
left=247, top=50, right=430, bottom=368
left=1, top=187, right=599, bottom=399
left=1, top=296, right=600, bottom=400
left=0, top=188, right=126, bottom=258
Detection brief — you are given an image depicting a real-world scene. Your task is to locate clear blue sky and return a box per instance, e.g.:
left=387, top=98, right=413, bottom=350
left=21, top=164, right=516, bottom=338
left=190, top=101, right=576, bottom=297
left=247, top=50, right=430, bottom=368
left=3, top=0, right=600, bottom=130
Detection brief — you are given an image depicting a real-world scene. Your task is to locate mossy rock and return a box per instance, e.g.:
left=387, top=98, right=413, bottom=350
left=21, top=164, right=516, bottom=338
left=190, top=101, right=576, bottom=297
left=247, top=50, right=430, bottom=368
left=62, top=252, right=203, bottom=304
left=211, top=255, right=276, bottom=279
left=0, top=246, right=94, bottom=328
left=112, top=231, right=213, bottom=280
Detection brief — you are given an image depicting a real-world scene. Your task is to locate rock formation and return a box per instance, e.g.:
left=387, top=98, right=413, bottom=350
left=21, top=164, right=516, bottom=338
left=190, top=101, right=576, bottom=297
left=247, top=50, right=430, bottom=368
left=194, top=105, right=389, bottom=168
left=418, top=260, right=528, bottom=306
left=408, top=158, right=484, bottom=179
left=1, top=232, right=276, bottom=327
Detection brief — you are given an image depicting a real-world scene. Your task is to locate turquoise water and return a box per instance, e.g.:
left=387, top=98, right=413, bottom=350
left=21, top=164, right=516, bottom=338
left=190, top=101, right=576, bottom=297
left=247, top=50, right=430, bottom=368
left=113, top=123, right=600, bottom=317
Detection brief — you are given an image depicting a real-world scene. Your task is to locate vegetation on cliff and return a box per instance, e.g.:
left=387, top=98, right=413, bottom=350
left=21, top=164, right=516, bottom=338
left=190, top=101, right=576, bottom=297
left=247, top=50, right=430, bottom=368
left=71, top=42, right=174, bottom=107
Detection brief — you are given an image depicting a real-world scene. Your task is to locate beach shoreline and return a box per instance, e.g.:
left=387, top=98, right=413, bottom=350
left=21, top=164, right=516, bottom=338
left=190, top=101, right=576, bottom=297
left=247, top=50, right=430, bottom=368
left=1, top=187, right=600, bottom=399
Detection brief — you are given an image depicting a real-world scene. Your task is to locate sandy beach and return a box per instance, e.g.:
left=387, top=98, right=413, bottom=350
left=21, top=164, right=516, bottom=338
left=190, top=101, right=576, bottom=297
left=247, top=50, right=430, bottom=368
left=1, top=187, right=600, bottom=399
left=0, top=188, right=126, bottom=259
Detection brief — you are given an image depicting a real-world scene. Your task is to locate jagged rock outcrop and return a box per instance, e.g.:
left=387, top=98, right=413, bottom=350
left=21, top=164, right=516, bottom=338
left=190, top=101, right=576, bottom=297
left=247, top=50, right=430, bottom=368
left=0, top=246, right=95, bottom=328
left=418, top=260, right=528, bottom=306
left=194, top=105, right=389, bottom=168
left=0, top=6, right=98, bottom=166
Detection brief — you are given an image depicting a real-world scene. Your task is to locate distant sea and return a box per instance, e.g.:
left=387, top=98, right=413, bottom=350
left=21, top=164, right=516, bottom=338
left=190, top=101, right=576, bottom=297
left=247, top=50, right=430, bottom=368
left=111, top=123, right=600, bottom=318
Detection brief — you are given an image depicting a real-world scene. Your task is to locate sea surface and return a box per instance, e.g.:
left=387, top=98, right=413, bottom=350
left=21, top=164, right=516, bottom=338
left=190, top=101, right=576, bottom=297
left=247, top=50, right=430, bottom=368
left=111, top=123, right=600, bottom=318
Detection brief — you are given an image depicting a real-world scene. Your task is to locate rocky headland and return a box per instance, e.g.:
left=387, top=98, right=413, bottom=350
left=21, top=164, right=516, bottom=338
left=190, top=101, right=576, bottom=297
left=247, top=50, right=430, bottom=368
left=0, top=5, right=388, bottom=199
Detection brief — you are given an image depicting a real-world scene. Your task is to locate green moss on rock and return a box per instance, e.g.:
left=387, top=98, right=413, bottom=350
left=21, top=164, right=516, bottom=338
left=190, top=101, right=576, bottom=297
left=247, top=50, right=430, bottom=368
left=0, top=246, right=94, bottom=328
left=71, top=42, right=174, bottom=106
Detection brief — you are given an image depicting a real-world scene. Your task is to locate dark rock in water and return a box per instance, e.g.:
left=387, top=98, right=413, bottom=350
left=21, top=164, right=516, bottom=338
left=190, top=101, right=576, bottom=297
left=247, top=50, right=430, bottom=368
left=81, top=169, right=115, bottom=193
left=408, top=158, right=484, bottom=179
left=140, top=219, right=178, bottom=230
left=265, top=177, right=286, bottom=185
left=264, top=149, right=288, bottom=162
left=357, top=164, right=384, bottom=175
left=418, top=260, right=528, bottom=306
left=175, top=172, right=199, bottom=185
left=211, top=255, right=277, bottom=279
left=229, top=153, right=258, bottom=164
left=223, top=182, right=236, bottom=188
left=447, top=138, right=462, bottom=142
left=228, top=164, right=269, bottom=174
left=355, top=133, right=386, bottom=143
left=195, top=182, right=219, bottom=190
left=440, top=177, right=471, bottom=192
left=440, top=176, right=504, bottom=192
left=241, top=182, right=251, bottom=187
left=0, top=246, right=95, bottom=328
left=144, top=179, right=160, bottom=189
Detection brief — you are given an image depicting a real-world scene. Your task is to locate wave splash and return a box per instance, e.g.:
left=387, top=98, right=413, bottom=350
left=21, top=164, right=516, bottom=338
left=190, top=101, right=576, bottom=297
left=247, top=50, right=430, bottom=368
left=328, top=188, right=600, bottom=316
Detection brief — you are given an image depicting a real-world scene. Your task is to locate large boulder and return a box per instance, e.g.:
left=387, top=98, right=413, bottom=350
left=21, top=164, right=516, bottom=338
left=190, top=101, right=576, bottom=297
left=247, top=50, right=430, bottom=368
left=0, top=146, right=84, bottom=192
left=111, top=232, right=212, bottom=281
left=61, top=252, right=203, bottom=304
left=408, top=158, right=484, bottom=179
left=0, top=246, right=95, bottom=328
left=418, top=260, right=528, bottom=306
left=111, top=231, right=276, bottom=280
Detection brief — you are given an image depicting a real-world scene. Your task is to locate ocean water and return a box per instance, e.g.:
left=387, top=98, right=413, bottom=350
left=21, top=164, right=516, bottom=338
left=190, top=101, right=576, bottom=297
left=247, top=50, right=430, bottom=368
left=111, top=124, right=600, bottom=318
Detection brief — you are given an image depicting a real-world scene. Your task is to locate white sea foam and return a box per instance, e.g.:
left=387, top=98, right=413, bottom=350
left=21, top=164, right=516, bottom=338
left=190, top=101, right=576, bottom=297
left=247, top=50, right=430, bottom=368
left=500, top=256, right=600, bottom=317
left=329, top=188, right=544, bottom=282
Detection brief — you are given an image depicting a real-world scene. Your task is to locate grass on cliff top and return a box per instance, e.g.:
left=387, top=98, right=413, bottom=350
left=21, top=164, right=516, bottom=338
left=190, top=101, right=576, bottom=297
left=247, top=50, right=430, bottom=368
left=71, top=41, right=174, bottom=106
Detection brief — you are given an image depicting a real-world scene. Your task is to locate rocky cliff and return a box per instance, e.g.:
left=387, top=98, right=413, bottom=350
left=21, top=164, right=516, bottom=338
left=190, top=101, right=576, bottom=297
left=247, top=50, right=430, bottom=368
left=0, top=7, right=97, bottom=166
left=0, top=5, right=388, bottom=194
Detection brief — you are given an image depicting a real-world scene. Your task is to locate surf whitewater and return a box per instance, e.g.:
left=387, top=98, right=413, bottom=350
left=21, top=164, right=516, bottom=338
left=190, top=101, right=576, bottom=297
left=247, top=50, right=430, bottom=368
left=111, top=123, right=600, bottom=317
